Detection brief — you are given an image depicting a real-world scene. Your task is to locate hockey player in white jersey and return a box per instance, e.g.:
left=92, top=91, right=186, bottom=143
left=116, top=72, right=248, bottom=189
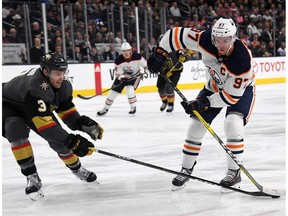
left=148, top=18, right=256, bottom=191
left=97, top=42, right=147, bottom=115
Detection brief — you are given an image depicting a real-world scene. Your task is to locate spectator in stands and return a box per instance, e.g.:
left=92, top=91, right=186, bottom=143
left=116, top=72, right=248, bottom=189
left=54, top=44, right=62, bottom=55
left=75, top=21, right=86, bottom=35
left=260, top=26, right=272, bottom=44
left=12, top=14, right=25, bottom=42
left=170, top=2, right=181, bottom=19
left=267, top=41, right=275, bottom=56
left=7, top=28, right=20, bottom=43
left=2, top=29, right=10, bottom=43
left=277, top=27, right=285, bottom=46
left=115, top=31, right=127, bottom=44
left=74, top=46, right=83, bottom=62
left=255, top=42, right=270, bottom=57
left=30, top=37, right=45, bottom=64
left=277, top=42, right=286, bottom=56
left=47, top=23, right=55, bottom=50
left=87, top=25, right=97, bottom=45
left=75, top=31, right=84, bottom=47
left=31, top=22, right=42, bottom=39
left=102, top=44, right=118, bottom=62
left=249, top=33, right=261, bottom=56
left=247, top=19, right=261, bottom=37
left=90, top=47, right=102, bottom=63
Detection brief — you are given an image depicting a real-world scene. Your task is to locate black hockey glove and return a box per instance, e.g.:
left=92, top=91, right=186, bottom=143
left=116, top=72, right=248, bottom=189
left=147, top=47, right=169, bottom=74
left=76, top=115, right=104, bottom=140
left=65, top=134, right=95, bottom=157
left=181, top=97, right=210, bottom=114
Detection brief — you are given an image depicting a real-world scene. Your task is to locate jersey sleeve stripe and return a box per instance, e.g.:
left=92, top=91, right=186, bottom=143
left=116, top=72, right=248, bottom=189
left=57, top=107, right=78, bottom=120
left=222, top=89, right=239, bottom=104
left=179, top=27, right=186, bottom=49
left=174, top=27, right=181, bottom=50
left=219, top=91, right=234, bottom=106
left=169, top=29, right=175, bottom=52
left=32, top=116, right=57, bottom=132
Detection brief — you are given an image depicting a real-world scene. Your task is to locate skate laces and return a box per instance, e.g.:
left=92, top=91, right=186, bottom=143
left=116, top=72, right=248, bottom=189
left=175, top=168, right=192, bottom=181
left=27, top=173, right=41, bottom=189
left=222, top=169, right=239, bottom=182
left=73, top=167, right=91, bottom=180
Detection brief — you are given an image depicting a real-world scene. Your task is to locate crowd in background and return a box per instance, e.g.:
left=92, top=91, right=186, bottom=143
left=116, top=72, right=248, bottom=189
left=2, top=0, right=286, bottom=64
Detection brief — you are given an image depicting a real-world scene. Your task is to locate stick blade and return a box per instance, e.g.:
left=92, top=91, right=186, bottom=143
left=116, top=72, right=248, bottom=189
left=262, top=188, right=285, bottom=198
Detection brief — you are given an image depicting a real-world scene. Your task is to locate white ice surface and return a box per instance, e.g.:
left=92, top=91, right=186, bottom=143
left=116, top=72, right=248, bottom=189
left=2, top=83, right=286, bottom=216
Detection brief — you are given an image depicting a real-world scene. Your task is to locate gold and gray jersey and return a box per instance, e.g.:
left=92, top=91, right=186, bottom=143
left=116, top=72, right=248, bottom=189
left=3, top=68, right=80, bottom=144
left=159, top=27, right=255, bottom=108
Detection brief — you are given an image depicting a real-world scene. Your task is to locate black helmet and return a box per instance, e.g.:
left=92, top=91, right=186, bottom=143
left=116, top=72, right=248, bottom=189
left=40, top=52, right=68, bottom=71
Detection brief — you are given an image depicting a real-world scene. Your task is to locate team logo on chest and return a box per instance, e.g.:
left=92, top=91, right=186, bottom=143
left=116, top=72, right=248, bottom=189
left=207, top=66, right=223, bottom=85
left=40, top=81, right=49, bottom=90
left=123, top=65, right=135, bottom=75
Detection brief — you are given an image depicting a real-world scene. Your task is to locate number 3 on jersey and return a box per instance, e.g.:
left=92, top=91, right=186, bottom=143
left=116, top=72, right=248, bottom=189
left=37, top=100, right=47, bottom=112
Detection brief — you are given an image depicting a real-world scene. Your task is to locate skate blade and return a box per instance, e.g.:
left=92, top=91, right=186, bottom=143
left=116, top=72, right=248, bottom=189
left=28, top=189, right=44, bottom=201
left=171, top=184, right=186, bottom=191
left=220, top=183, right=241, bottom=194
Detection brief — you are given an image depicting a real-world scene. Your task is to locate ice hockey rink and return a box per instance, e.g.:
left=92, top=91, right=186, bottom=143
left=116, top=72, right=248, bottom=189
left=2, top=83, right=286, bottom=216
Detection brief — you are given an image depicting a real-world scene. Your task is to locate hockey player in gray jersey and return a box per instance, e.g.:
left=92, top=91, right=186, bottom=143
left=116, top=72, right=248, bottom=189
left=148, top=18, right=256, bottom=191
left=2, top=52, right=104, bottom=200
left=97, top=42, right=147, bottom=116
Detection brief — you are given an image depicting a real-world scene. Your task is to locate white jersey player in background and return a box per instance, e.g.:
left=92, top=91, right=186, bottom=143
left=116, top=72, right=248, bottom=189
left=147, top=18, right=256, bottom=191
left=97, top=42, right=147, bottom=115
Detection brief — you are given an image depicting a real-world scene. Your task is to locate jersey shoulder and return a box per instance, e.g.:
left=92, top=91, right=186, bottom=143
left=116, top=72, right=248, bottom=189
left=29, top=69, right=55, bottom=102
left=198, top=29, right=218, bottom=55
left=131, top=52, right=142, bottom=61
left=224, top=40, right=252, bottom=76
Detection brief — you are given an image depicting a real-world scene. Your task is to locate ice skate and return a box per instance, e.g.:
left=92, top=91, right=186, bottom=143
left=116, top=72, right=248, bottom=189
left=97, top=108, right=108, bottom=116
left=129, top=107, right=136, bottom=115
left=25, top=172, right=44, bottom=201
left=172, top=162, right=196, bottom=191
left=166, top=105, right=174, bottom=113
left=220, top=169, right=241, bottom=193
left=160, top=102, right=168, bottom=111
left=72, top=166, right=98, bottom=183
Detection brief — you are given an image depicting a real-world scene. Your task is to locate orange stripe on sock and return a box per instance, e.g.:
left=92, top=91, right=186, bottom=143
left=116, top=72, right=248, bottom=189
left=226, top=144, right=244, bottom=149
left=184, top=144, right=200, bottom=151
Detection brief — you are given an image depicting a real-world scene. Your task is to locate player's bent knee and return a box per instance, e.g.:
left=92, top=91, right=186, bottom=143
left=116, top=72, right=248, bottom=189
left=187, top=117, right=207, bottom=142
left=224, top=113, right=244, bottom=140
left=4, top=117, right=30, bottom=142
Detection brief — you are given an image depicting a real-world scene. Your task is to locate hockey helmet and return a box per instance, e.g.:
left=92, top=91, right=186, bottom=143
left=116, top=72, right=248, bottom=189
left=121, top=42, right=132, bottom=51
left=211, top=18, right=237, bottom=46
left=40, top=52, right=68, bottom=72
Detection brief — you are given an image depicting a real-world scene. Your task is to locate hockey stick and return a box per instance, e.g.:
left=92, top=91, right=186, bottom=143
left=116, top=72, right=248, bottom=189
left=95, top=149, right=279, bottom=198
left=158, top=68, right=285, bottom=198
left=77, top=74, right=143, bottom=100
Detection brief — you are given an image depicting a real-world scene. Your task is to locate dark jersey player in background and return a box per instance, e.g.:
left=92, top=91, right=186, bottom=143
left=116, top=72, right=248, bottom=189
left=148, top=18, right=255, bottom=192
left=2, top=52, right=104, bottom=200
left=157, top=48, right=193, bottom=113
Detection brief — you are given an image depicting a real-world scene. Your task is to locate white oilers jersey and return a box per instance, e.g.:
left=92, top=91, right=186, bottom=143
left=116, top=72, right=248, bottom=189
left=115, top=52, right=147, bottom=76
left=159, top=27, right=255, bottom=108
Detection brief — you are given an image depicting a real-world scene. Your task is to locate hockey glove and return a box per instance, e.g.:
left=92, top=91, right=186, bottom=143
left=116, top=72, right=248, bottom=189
left=181, top=97, right=210, bottom=114
left=76, top=115, right=104, bottom=140
left=147, top=47, right=169, bottom=74
left=65, top=134, right=95, bottom=157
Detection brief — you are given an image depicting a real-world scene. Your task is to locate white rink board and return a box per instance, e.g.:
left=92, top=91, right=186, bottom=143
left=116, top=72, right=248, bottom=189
left=2, top=57, right=286, bottom=92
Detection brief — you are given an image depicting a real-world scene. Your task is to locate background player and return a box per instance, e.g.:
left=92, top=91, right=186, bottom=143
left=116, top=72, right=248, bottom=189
left=2, top=52, right=104, bottom=200
left=148, top=18, right=256, bottom=191
left=157, top=48, right=193, bottom=113
left=97, top=42, right=147, bottom=116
